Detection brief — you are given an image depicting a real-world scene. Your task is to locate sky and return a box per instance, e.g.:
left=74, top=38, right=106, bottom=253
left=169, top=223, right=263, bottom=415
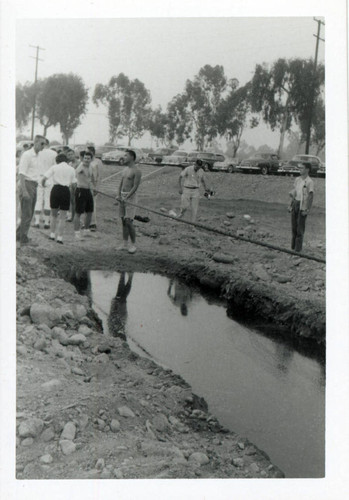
left=16, top=17, right=325, bottom=150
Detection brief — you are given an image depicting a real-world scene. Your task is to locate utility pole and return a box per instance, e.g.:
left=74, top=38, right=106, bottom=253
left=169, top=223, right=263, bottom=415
left=29, top=44, right=45, bottom=140
left=305, top=18, right=325, bottom=154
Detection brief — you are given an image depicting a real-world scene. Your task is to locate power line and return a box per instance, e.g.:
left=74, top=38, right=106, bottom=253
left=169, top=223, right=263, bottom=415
left=29, top=44, right=45, bottom=140
left=305, top=19, right=325, bottom=154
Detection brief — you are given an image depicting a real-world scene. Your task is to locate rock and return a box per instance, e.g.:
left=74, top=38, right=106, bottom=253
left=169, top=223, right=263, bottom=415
left=168, top=210, right=177, bottom=217
left=212, top=253, right=236, bottom=264
left=243, top=214, right=251, bottom=221
left=110, top=419, right=121, bottom=432
left=40, top=454, right=53, bottom=464
left=300, top=284, right=310, bottom=292
left=51, top=327, right=66, bottom=340
left=79, top=316, right=94, bottom=327
left=33, top=338, right=47, bottom=351
left=18, top=418, right=44, bottom=438
left=71, top=367, right=84, bottom=376
left=114, top=468, right=123, bottom=479
left=93, top=353, right=109, bottom=364
left=30, top=303, right=62, bottom=328
left=237, top=442, right=245, bottom=450
left=61, top=422, right=76, bottom=440
left=60, top=440, right=76, bottom=455
left=96, top=418, right=105, bottom=428
left=95, top=458, right=105, bottom=471
left=274, top=275, right=292, bottom=284
left=37, top=324, right=51, bottom=335
left=236, top=230, right=245, bottom=237
left=58, top=331, right=69, bottom=346
left=21, top=437, right=34, bottom=447
left=253, top=264, right=271, bottom=282
left=292, top=259, right=302, bottom=266
left=188, top=452, right=210, bottom=465
left=118, top=406, right=135, bottom=418
left=67, top=334, right=86, bottom=346
left=41, top=379, right=62, bottom=391
left=226, top=212, right=235, bottom=218
left=159, top=207, right=167, bottom=213
left=100, top=469, right=112, bottom=479
left=72, top=304, right=87, bottom=320
left=152, top=413, right=169, bottom=432
left=50, top=339, right=67, bottom=357
left=78, top=324, right=93, bottom=336
left=159, top=237, right=170, bottom=245
left=223, top=221, right=231, bottom=226
left=17, top=346, right=27, bottom=356
left=40, top=427, right=55, bottom=442
left=78, top=414, right=89, bottom=431
left=97, top=344, right=111, bottom=354
left=250, top=462, right=260, bottom=473
left=232, top=457, right=244, bottom=467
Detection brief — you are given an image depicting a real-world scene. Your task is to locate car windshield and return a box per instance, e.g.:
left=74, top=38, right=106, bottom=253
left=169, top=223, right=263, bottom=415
left=172, top=151, right=187, bottom=156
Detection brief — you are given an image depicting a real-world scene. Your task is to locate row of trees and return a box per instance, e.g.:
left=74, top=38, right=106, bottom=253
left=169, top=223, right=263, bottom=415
left=16, top=58, right=325, bottom=156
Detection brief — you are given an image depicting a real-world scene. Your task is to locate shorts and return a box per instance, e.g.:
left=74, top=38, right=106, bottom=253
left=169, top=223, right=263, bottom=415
left=119, top=192, right=137, bottom=220
left=50, top=185, right=71, bottom=211
left=75, top=187, right=94, bottom=214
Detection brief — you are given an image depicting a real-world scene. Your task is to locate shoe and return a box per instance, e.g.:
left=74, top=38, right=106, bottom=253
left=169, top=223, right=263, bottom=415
left=117, top=243, right=128, bottom=251
left=89, top=224, right=97, bottom=232
left=34, top=223, right=40, bottom=228
left=81, top=224, right=85, bottom=230
left=49, top=233, right=55, bottom=241
left=56, top=239, right=63, bottom=245
left=66, top=218, right=72, bottom=222
left=128, top=245, right=137, bottom=254
left=44, top=224, right=50, bottom=229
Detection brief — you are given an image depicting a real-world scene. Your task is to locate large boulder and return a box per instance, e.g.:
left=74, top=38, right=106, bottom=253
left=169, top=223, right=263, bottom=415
left=30, top=303, right=62, bottom=328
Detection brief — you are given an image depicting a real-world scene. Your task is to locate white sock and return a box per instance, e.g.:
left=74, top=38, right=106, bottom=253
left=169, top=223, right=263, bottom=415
left=50, top=232, right=55, bottom=239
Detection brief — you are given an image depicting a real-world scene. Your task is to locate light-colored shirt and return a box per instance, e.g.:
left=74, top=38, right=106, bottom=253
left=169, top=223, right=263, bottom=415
left=75, top=163, right=92, bottom=189
left=44, top=162, right=76, bottom=187
left=291, top=176, right=314, bottom=210
left=180, top=165, right=204, bottom=188
left=38, top=148, right=57, bottom=176
left=90, top=158, right=102, bottom=188
left=18, top=148, right=41, bottom=183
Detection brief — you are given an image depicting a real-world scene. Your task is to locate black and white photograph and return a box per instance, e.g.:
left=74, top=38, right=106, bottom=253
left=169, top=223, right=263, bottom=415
left=1, top=0, right=348, bottom=499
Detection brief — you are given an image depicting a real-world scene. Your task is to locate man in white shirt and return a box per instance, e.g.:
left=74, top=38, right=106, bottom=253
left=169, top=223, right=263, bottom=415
left=33, top=138, right=57, bottom=228
left=42, top=153, right=76, bottom=244
left=177, top=159, right=210, bottom=222
left=289, top=162, right=314, bottom=252
left=16, top=135, right=46, bottom=245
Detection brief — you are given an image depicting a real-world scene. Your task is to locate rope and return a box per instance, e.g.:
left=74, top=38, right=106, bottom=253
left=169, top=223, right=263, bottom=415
left=95, top=189, right=326, bottom=264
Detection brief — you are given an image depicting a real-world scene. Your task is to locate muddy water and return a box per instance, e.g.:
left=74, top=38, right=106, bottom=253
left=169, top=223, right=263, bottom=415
left=88, top=270, right=325, bottom=478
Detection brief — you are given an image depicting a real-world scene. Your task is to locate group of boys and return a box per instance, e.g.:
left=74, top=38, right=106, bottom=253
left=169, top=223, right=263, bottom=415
left=16, top=136, right=102, bottom=246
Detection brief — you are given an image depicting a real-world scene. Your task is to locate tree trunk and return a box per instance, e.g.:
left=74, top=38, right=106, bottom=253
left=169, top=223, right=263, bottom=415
left=277, top=109, right=289, bottom=157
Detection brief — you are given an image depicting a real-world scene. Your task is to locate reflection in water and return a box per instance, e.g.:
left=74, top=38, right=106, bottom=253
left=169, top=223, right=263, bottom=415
left=167, top=279, right=193, bottom=316
left=70, top=269, right=90, bottom=295
left=87, top=271, right=325, bottom=478
left=108, top=272, right=133, bottom=339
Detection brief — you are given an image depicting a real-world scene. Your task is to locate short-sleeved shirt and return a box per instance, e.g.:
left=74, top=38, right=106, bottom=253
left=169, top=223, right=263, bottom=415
left=18, top=148, right=42, bottom=183
left=293, top=176, right=314, bottom=210
left=180, top=165, right=203, bottom=188
left=44, top=162, right=76, bottom=187
left=75, top=163, right=92, bottom=189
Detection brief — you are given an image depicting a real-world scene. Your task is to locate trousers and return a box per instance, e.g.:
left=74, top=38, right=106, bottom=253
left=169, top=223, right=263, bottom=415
left=291, top=200, right=307, bottom=252
left=16, top=180, right=37, bottom=242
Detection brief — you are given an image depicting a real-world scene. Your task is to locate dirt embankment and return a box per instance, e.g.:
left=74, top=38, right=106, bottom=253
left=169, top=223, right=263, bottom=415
left=16, top=250, right=284, bottom=479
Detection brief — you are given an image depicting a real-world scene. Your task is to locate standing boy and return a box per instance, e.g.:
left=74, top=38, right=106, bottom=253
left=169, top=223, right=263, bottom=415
left=33, top=138, right=57, bottom=228
left=42, top=153, right=76, bottom=244
left=117, top=150, right=142, bottom=253
left=177, top=159, right=210, bottom=222
left=87, top=145, right=102, bottom=231
left=289, top=162, right=314, bottom=252
left=73, top=151, right=94, bottom=239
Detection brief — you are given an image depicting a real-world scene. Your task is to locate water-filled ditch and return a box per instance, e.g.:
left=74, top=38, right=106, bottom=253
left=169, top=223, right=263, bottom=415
left=76, top=269, right=325, bottom=478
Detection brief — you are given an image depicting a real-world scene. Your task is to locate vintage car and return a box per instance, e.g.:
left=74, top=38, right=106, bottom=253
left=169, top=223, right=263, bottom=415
left=238, top=153, right=281, bottom=175
left=94, top=145, right=118, bottom=159
left=147, top=147, right=178, bottom=164
left=162, top=150, right=189, bottom=166
left=181, top=151, right=225, bottom=171
left=212, top=158, right=240, bottom=173
left=101, top=146, right=146, bottom=165
left=277, top=154, right=323, bottom=177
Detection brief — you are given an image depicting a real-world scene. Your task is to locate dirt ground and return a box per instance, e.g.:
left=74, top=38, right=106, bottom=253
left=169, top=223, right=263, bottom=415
left=16, top=165, right=325, bottom=479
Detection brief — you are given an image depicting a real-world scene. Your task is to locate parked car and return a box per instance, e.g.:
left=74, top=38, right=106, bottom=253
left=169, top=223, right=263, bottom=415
left=238, top=153, right=281, bottom=175
left=94, top=145, right=117, bottom=159
left=181, top=151, right=225, bottom=171
left=147, top=147, right=177, bottom=164
left=16, top=140, right=33, bottom=157
left=212, top=158, right=240, bottom=173
left=101, top=146, right=146, bottom=165
left=162, top=150, right=189, bottom=166
left=277, top=154, right=323, bottom=177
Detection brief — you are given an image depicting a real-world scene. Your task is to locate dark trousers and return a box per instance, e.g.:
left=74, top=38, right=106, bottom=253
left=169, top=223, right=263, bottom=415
left=291, top=200, right=307, bottom=252
left=16, top=180, right=37, bottom=243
